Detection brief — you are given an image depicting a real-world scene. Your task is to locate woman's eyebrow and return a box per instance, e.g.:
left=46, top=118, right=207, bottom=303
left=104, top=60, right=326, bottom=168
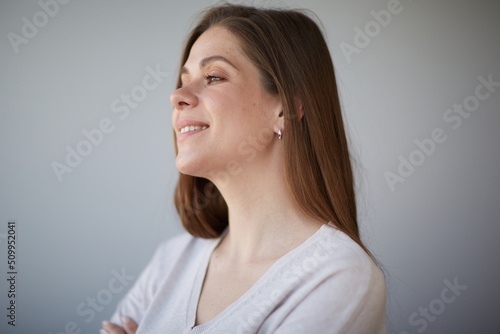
left=180, top=55, right=238, bottom=75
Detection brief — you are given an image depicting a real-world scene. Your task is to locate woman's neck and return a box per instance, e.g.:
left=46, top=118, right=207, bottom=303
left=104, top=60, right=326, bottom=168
left=211, top=156, right=323, bottom=265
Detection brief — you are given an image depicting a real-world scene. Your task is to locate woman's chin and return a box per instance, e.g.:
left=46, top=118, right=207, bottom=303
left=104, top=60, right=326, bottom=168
left=175, top=156, right=205, bottom=177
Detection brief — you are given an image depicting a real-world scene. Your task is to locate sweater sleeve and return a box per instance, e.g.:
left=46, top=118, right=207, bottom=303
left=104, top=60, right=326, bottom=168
left=106, top=233, right=194, bottom=328
left=107, top=243, right=167, bottom=327
left=274, top=259, right=387, bottom=334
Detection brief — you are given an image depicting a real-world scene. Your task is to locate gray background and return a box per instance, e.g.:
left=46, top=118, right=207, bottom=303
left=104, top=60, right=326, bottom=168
left=1, top=0, right=499, bottom=333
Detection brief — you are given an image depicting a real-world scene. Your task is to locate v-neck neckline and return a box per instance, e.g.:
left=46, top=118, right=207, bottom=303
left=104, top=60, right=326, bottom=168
left=186, top=224, right=332, bottom=332
left=186, top=231, right=226, bottom=330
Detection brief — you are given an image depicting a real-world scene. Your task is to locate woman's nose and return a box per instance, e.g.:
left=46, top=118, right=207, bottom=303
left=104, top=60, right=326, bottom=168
left=170, top=84, right=198, bottom=110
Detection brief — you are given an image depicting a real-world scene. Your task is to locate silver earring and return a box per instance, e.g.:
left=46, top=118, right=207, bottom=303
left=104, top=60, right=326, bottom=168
left=278, top=129, right=282, bottom=140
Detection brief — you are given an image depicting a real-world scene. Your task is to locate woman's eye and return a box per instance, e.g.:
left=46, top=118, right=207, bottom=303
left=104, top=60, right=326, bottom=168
left=204, top=75, right=222, bottom=84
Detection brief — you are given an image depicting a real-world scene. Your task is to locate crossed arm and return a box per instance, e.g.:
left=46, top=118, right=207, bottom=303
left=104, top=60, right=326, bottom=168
left=101, top=316, right=138, bottom=334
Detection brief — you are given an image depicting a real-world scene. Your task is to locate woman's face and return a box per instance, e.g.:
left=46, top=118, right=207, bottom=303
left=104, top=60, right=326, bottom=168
left=171, top=26, right=282, bottom=180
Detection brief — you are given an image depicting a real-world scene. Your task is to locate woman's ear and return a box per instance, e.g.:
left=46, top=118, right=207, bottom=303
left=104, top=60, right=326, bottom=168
left=270, top=96, right=284, bottom=134
left=273, top=109, right=285, bottom=136
left=295, top=96, right=304, bottom=120
left=272, top=97, right=303, bottom=137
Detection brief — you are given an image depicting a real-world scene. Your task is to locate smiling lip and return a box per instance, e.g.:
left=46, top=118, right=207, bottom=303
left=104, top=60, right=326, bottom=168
left=175, top=117, right=210, bottom=143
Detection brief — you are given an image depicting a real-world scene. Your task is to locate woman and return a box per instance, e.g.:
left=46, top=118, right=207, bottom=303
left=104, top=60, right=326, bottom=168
left=102, top=4, right=386, bottom=333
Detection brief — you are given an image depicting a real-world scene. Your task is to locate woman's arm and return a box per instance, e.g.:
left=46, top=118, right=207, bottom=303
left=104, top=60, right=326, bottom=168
left=274, top=262, right=387, bottom=334
left=101, top=316, right=138, bottom=334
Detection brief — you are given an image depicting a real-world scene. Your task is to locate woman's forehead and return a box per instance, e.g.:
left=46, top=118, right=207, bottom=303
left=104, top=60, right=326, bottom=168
left=184, top=27, right=244, bottom=67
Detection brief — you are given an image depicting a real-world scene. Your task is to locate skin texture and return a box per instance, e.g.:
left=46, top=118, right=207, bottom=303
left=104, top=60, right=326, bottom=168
left=102, top=26, right=322, bottom=332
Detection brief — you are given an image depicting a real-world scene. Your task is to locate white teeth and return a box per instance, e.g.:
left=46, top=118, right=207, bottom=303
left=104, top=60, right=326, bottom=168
left=180, top=125, right=208, bottom=134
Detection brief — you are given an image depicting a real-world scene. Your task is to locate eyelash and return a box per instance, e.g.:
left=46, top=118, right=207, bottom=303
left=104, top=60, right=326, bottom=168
left=204, top=74, right=223, bottom=84
left=179, top=74, right=224, bottom=87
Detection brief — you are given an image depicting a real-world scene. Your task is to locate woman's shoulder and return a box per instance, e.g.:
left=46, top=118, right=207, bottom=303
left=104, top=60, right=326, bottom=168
left=152, top=231, right=216, bottom=264
left=155, top=231, right=198, bottom=252
left=313, top=224, right=375, bottom=262
left=306, top=223, right=385, bottom=290
left=273, top=224, right=386, bottom=332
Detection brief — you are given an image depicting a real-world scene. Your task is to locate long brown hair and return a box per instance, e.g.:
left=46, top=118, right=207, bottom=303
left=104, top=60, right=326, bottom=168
left=173, top=4, right=370, bottom=255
